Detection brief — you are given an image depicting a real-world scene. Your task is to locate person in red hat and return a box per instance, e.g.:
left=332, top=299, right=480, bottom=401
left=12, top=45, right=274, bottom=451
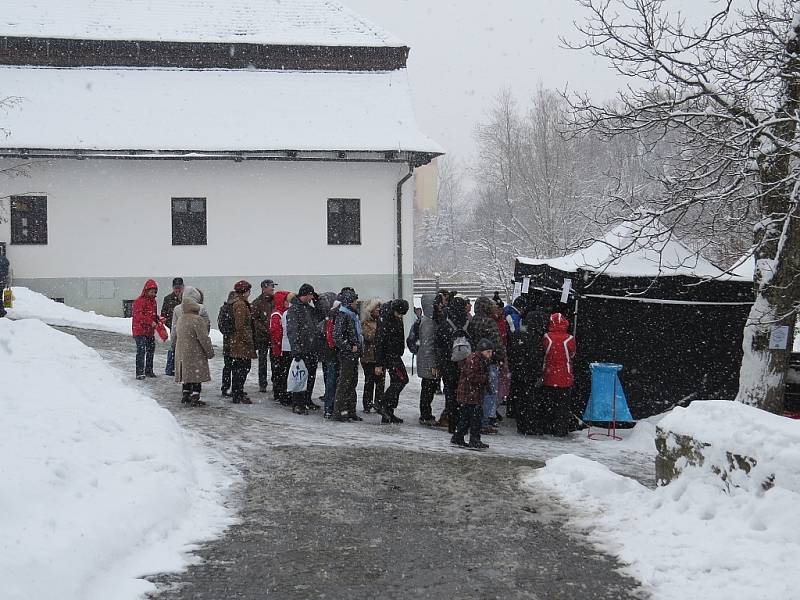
left=132, top=278, right=161, bottom=380
left=229, top=280, right=257, bottom=403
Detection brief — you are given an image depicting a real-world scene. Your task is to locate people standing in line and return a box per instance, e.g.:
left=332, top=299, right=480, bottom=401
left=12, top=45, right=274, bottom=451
left=467, top=296, right=506, bottom=434
left=374, top=298, right=409, bottom=424
left=317, top=292, right=340, bottom=419
left=286, top=283, right=321, bottom=415
left=416, top=293, right=439, bottom=425
left=360, top=298, right=384, bottom=414
left=269, top=290, right=294, bottom=405
left=434, top=296, right=470, bottom=433
left=509, top=312, right=545, bottom=433
left=161, top=277, right=184, bottom=376
left=251, top=278, right=276, bottom=393
left=450, top=338, right=494, bottom=449
left=132, top=279, right=160, bottom=380
left=540, top=312, right=577, bottom=436
left=229, top=280, right=256, bottom=404
left=332, top=289, right=363, bottom=422
left=220, top=291, right=237, bottom=398
left=173, top=286, right=214, bottom=407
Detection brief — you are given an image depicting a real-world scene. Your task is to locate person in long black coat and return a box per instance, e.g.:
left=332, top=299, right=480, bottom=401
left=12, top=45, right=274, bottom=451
left=511, top=312, right=546, bottom=435
left=433, top=296, right=470, bottom=433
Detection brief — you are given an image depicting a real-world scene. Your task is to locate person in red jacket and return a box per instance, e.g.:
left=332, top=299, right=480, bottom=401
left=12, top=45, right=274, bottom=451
left=132, top=278, right=160, bottom=380
left=269, top=290, right=294, bottom=403
left=540, top=312, right=577, bottom=436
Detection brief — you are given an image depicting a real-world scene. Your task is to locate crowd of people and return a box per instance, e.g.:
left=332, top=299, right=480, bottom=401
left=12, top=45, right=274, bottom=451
left=130, top=277, right=577, bottom=450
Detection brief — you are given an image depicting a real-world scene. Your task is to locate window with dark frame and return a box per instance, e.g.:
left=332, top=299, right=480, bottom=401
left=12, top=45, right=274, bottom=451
left=171, top=197, right=207, bottom=245
left=10, top=195, right=48, bottom=245
left=327, top=198, right=361, bottom=245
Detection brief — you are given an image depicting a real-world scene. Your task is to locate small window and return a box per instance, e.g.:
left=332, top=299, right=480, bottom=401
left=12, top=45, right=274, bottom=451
left=171, top=197, right=207, bottom=245
left=327, top=198, right=361, bottom=245
left=11, top=195, right=48, bottom=245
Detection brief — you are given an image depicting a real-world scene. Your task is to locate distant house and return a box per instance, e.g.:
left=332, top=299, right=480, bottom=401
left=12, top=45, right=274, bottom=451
left=0, top=0, right=441, bottom=315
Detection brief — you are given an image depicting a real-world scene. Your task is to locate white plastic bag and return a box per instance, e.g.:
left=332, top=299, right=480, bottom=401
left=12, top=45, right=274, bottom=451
left=287, top=358, right=308, bottom=393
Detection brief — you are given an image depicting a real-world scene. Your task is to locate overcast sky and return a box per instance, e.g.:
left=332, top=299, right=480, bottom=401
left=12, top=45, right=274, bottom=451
left=344, top=0, right=628, bottom=165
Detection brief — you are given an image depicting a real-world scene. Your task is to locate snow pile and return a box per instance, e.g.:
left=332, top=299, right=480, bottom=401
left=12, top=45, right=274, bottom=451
left=530, top=402, right=800, bottom=600
left=7, top=286, right=223, bottom=346
left=0, top=318, right=236, bottom=600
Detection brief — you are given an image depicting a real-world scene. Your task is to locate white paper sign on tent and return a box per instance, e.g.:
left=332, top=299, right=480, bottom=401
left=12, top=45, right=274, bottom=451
left=560, top=278, right=572, bottom=304
left=522, top=277, right=530, bottom=293
left=512, top=281, right=522, bottom=301
left=769, top=325, right=790, bottom=350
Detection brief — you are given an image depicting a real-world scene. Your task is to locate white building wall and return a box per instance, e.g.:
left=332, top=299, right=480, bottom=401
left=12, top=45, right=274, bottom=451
left=0, top=158, right=415, bottom=314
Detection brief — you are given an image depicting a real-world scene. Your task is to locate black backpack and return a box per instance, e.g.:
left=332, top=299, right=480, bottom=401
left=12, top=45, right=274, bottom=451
left=217, top=302, right=236, bottom=335
left=406, top=318, right=421, bottom=354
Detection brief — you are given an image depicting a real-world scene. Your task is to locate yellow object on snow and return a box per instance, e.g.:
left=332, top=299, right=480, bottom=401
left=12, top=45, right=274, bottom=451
left=3, top=288, right=13, bottom=308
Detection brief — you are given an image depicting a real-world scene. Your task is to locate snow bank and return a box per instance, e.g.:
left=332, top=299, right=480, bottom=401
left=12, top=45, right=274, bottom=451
left=6, top=286, right=223, bottom=345
left=530, top=401, right=800, bottom=600
left=0, top=318, right=236, bottom=600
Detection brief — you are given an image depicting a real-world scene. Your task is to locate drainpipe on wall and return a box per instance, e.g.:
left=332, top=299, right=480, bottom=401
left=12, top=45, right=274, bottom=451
left=396, top=163, right=414, bottom=299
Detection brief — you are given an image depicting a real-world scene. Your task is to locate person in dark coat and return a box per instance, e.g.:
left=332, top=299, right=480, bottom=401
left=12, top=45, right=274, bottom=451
left=132, top=278, right=160, bottom=380
left=316, top=292, right=339, bottom=418
left=540, top=312, right=577, bottom=436
left=286, top=283, right=321, bottom=414
left=467, top=296, right=506, bottom=432
left=0, top=252, right=8, bottom=318
left=220, top=291, right=237, bottom=398
left=510, top=312, right=546, bottom=434
left=229, top=280, right=257, bottom=404
left=161, top=277, right=184, bottom=377
left=374, top=298, right=409, bottom=424
left=434, top=296, right=470, bottom=433
left=332, top=289, right=363, bottom=421
left=451, top=339, right=494, bottom=449
left=251, top=278, right=276, bottom=393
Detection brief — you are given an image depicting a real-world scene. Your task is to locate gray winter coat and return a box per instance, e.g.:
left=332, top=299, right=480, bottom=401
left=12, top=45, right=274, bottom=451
left=174, top=289, right=214, bottom=384
left=416, top=293, right=438, bottom=379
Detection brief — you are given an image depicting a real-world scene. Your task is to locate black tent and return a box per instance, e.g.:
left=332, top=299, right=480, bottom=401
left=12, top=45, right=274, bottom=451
left=513, top=222, right=754, bottom=420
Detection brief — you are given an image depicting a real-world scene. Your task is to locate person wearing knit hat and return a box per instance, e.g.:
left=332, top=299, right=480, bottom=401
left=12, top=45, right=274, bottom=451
left=297, top=283, right=315, bottom=299
left=234, top=280, right=252, bottom=294
left=286, top=283, right=321, bottom=414
left=450, top=339, right=494, bottom=449
left=160, top=276, right=185, bottom=376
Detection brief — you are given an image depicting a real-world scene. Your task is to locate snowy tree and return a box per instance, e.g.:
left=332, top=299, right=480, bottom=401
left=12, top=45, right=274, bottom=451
left=566, top=0, right=800, bottom=412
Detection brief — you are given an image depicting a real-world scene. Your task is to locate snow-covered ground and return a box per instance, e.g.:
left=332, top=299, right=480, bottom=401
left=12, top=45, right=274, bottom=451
left=6, top=286, right=224, bottom=346
left=529, top=402, right=800, bottom=600
left=0, top=317, right=237, bottom=600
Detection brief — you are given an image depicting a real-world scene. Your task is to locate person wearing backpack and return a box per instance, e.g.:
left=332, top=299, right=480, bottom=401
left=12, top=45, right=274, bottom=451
left=416, top=293, right=439, bottom=425
left=450, top=338, right=494, bottom=449
left=360, top=298, right=384, bottom=413
left=228, top=280, right=257, bottom=404
left=433, top=296, right=470, bottom=433
left=269, top=290, right=293, bottom=404
left=467, top=297, right=506, bottom=434
left=219, top=291, right=237, bottom=398
left=374, top=298, right=409, bottom=424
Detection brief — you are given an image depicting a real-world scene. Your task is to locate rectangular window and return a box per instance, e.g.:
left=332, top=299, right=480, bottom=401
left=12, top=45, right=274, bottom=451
left=171, top=197, right=207, bottom=245
left=11, top=195, right=48, bottom=245
left=327, top=198, right=361, bottom=245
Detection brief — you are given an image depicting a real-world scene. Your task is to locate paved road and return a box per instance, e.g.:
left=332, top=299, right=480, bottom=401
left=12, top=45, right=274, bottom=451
left=63, top=327, right=645, bottom=600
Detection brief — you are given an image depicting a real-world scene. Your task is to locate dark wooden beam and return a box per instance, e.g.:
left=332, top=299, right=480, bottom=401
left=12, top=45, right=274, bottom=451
left=0, top=37, right=409, bottom=70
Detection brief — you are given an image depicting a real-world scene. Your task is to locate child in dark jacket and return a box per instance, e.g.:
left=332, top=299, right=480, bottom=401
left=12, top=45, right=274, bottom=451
left=451, top=339, right=495, bottom=449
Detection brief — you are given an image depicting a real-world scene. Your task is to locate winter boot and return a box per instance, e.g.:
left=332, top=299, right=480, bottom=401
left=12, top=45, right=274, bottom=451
left=190, top=393, right=206, bottom=407
left=468, top=439, right=489, bottom=450
left=181, top=391, right=191, bottom=404
left=450, top=436, right=467, bottom=447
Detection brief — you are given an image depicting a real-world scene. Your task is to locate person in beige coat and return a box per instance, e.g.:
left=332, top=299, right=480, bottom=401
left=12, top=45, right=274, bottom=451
left=174, top=286, right=214, bottom=406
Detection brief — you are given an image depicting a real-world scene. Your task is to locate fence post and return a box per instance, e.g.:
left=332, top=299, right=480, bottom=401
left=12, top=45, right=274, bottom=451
left=434, top=272, right=440, bottom=293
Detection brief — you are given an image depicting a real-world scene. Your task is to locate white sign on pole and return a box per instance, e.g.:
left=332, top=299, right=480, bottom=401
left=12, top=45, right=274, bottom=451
left=560, top=278, right=572, bottom=304
left=522, top=276, right=531, bottom=293
left=512, top=281, right=523, bottom=301
left=768, top=325, right=790, bottom=350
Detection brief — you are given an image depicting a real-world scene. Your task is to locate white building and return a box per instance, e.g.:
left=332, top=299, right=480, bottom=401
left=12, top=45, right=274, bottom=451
left=0, top=0, right=441, bottom=315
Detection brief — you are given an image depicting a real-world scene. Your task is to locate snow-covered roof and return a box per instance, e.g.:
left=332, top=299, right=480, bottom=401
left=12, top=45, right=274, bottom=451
left=0, top=66, right=442, bottom=154
left=727, top=253, right=756, bottom=281
left=0, top=0, right=403, bottom=47
left=518, top=219, right=726, bottom=278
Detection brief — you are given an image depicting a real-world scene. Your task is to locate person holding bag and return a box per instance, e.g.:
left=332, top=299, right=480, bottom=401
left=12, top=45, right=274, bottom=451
left=286, top=283, right=321, bottom=415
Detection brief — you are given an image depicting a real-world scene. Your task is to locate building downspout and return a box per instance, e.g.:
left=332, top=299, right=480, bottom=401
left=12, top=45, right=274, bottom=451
left=396, top=163, right=414, bottom=299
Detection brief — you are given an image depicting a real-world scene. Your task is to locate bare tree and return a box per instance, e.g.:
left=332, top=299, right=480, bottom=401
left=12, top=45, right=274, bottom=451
left=565, top=0, right=800, bottom=412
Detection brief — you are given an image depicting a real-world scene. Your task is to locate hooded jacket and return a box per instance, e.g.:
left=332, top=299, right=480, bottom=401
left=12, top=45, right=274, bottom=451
left=171, top=286, right=210, bottom=347
left=286, top=296, right=320, bottom=356
left=334, top=303, right=363, bottom=358
left=174, top=288, right=214, bottom=384
left=434, top=296, right=469, bottom=374
left=375, top=304, right=406, bottom=367
left=132, top=279, right=159, bottom=337
left=269, top=291, right=291, bottom=357
left=543, top=313, right=576, bottom=388
left=416, top=293, right=438, bottom=379
left=360, top=298, right=382, bottom=364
